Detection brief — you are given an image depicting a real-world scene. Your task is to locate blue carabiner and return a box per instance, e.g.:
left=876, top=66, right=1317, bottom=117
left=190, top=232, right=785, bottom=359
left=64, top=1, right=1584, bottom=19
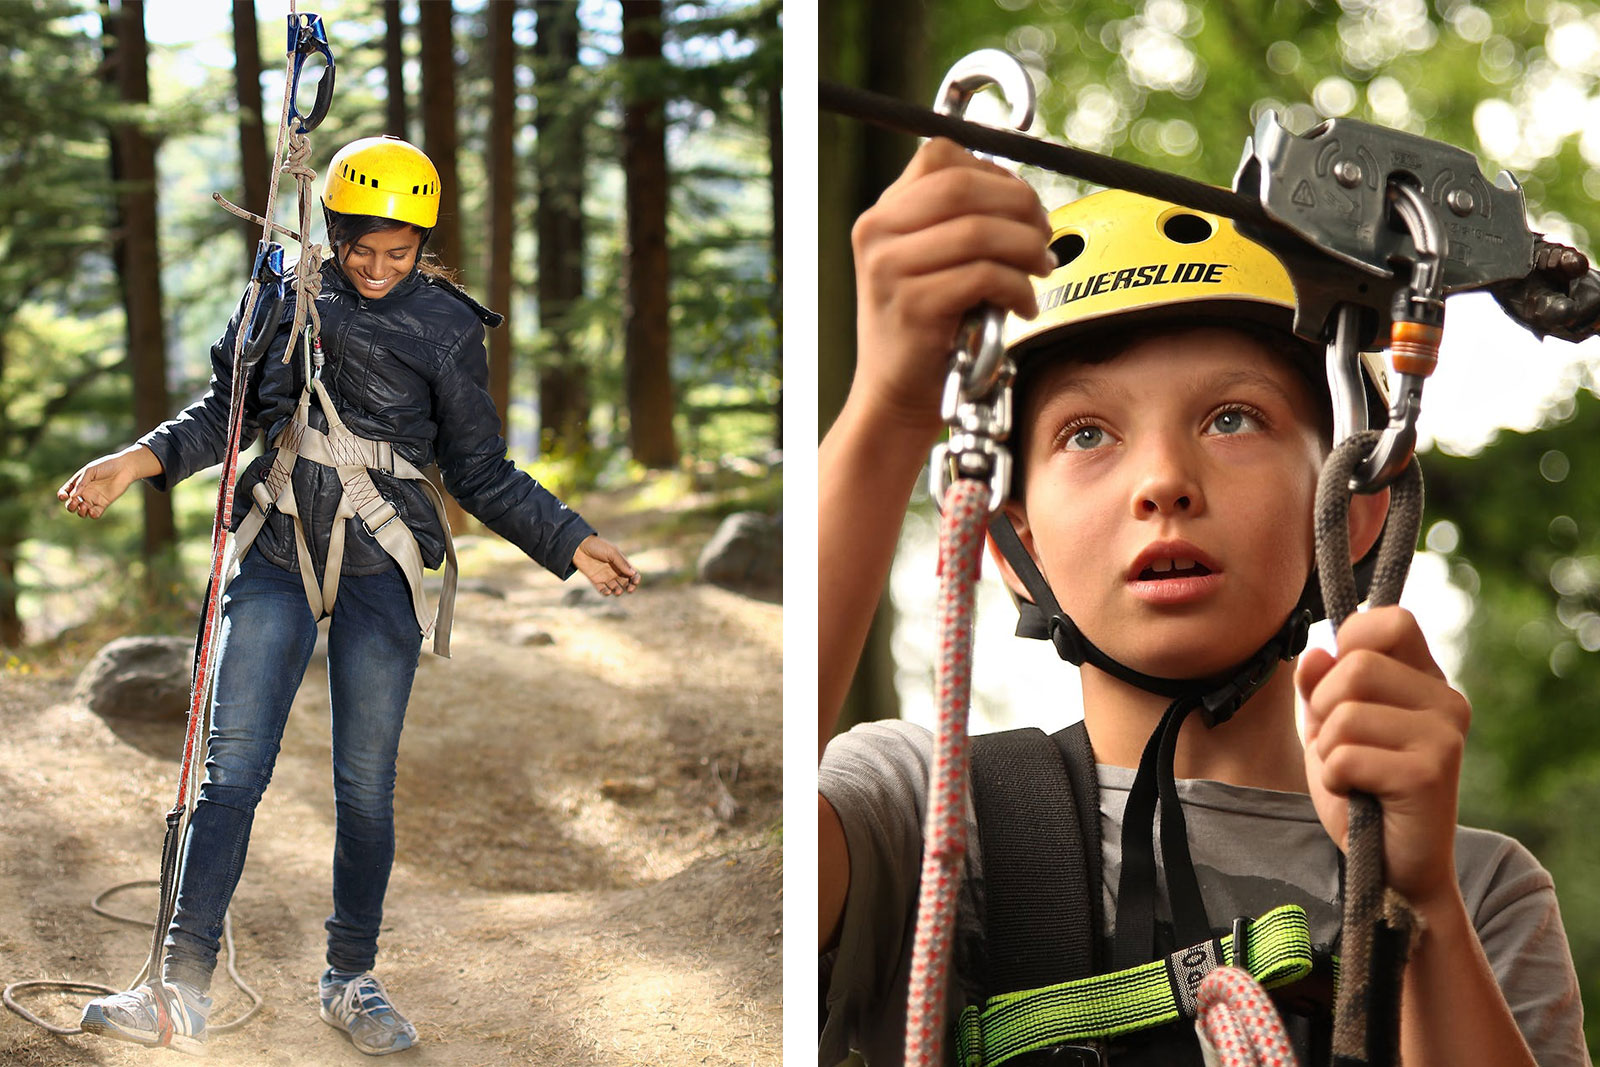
left=241, top=241, right=288, bottom=365
left=286, top=13, right=336, bottom=135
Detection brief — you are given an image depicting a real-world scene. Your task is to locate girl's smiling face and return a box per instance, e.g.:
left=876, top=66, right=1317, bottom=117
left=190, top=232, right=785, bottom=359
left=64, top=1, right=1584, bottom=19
left=337, top=225, right=422, bottom=299
left=1009, top=326, right=1328, bottom=680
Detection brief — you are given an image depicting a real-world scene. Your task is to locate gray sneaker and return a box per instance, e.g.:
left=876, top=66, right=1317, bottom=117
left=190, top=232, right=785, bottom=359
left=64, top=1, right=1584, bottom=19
left=80, top=978, right=210, bottom=1055
left=318, top=969, right=417, bottom=1055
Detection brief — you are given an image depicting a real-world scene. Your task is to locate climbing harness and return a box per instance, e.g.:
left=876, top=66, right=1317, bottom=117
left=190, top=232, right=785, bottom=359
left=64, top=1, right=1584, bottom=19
left=223, top=131, right=463, bottom=656
left=3, top=4, right=334, bottom=1043
left=232, top=367, right=461, bottom=657
left=876, top=45, right=1490, bottom=1067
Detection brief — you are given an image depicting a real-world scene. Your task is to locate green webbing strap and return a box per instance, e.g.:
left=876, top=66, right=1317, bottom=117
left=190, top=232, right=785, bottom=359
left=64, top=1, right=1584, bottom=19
left=953, top=905, right=1316, bottom=1067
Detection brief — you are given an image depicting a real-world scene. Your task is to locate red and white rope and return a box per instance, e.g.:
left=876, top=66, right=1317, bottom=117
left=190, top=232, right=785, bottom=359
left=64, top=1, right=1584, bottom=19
left=1197, top=966, right=1298, bottom=1067
left=905, top=477, right=990, bottom=1067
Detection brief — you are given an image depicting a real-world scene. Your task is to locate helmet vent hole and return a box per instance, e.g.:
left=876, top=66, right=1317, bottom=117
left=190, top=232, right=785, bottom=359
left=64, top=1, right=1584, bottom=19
left=1162, top=213, right=1213, bottom=244
left=1049, top=233, right=1085, bottom=266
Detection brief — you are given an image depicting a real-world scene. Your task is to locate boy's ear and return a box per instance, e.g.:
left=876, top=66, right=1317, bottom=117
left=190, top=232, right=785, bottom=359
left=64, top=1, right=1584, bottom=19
left=1347, top=485, right=1391, bottom=563
left=988, top=499, right=1043, bottom=601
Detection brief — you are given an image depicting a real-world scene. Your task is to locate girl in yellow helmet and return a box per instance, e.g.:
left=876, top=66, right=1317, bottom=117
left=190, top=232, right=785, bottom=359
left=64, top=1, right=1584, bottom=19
left=60, top=135, right=639, bottom=1056
left=817, top=139, right=1586, bottom=1067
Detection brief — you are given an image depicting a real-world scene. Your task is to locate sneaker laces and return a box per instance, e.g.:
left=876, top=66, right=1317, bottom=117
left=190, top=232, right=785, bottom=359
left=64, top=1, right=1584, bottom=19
left=335, top=973, right=398, bottom=1022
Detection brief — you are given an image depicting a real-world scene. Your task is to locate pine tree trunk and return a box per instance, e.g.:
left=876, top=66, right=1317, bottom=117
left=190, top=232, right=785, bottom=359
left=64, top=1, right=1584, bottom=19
left=419, top=0, right=461, bottom=281
left=819, top=0, right=928, bottom=731
left=105, top=0, right=177, bottom=575
left=620, top=0, right=678, bottom=470
left=418, top=0, right=468, bottom=531
left=486, top=0, right=515, bottom=424
left=534, top=0, right=590, bottom=459
left=232, top=1, right=269, bottom=277
left=383, top=0, right=408, bottom=138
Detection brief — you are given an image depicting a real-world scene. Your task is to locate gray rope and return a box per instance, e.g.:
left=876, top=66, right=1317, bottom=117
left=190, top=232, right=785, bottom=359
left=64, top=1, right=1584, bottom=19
left=1314, top=429, right=1424, bottom=1067
left=3, top=881, right=261, bottom=1036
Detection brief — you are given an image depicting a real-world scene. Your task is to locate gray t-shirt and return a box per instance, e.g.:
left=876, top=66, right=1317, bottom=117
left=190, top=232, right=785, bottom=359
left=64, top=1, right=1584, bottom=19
left=819, top=720, right=1589, bottom=1067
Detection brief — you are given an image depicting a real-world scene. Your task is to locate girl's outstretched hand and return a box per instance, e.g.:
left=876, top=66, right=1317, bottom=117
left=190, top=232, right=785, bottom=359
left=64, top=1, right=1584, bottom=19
left=572, top=535, right=640, bottom=596
left=57, top=445, right=163, bottom=520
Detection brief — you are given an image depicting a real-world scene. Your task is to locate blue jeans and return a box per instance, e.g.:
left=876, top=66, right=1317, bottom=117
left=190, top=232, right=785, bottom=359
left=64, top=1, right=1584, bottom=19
left=163, top=548, right=423, bottom=992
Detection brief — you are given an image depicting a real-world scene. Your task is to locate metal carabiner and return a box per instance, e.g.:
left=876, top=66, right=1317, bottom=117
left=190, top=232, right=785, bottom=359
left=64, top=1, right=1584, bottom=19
left=241, top=241, right=288, bottom=366
left=933, top=49, right=1036, bottom=400
left=286, top=13, right=336, bottom=135
left=927, top=50, right=1035, bottom=513
left=1350, top=182, right=1446, bottom=493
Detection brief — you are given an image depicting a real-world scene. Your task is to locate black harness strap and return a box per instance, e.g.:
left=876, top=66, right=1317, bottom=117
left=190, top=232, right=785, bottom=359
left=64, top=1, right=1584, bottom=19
left=968, top=723, right=1103, bottom=997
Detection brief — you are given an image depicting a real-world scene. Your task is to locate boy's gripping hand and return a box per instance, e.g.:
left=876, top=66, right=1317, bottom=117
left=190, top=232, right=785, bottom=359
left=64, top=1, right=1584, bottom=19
left=848, top=137, right=1056, bottom=440
left=1295, top=605, right=1471, bottom=915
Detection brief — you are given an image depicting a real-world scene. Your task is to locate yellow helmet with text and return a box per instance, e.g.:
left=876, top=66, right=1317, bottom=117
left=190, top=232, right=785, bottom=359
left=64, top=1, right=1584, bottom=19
left=1005, top=187, right=1297, bottom=353
left=1003, top=186, right=1388, bottom=411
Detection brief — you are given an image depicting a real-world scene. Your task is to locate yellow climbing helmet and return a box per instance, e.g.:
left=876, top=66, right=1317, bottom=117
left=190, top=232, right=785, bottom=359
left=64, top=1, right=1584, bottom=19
left=1005, top=186, right=1298, bottom=354
left=322, top=136, right=440, bottom=229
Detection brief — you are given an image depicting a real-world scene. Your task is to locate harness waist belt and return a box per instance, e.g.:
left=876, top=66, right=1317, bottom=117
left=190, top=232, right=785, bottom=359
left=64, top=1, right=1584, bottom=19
left=954, top=905, right=1318, bottom=1067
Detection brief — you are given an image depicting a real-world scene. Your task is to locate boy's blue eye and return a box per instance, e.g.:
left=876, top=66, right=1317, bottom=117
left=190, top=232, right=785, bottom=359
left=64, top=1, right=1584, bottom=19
left=1064, top=425, right=1107, bottom=451
left=1207, top=409, right=1260, bottom=436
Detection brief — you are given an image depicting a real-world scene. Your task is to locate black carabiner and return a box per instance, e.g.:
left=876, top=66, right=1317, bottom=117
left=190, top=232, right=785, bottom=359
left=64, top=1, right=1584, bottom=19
left=241, top=241, right=287, bottom=366
left=286, top=13, right=336, bottom=135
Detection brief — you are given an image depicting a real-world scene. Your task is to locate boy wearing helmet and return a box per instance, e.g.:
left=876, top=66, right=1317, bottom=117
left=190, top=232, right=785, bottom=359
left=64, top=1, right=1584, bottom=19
left=61, top=136, right=639, bottom=1056
left=818, top=140, right=1587, bottom=1065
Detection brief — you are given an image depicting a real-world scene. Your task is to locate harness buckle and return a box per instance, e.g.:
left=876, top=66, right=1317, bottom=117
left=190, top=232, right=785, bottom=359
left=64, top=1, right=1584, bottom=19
left=364, top=508, right=398, bottom=536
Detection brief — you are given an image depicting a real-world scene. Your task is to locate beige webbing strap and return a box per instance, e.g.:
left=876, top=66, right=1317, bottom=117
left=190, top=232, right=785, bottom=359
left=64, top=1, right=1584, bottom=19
left=223, top=381, right=459, bottom=657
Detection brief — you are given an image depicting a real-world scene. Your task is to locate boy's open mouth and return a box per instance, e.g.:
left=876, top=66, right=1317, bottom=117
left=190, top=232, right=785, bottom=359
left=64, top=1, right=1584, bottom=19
left=1136, top=559, right=1214, bottom=581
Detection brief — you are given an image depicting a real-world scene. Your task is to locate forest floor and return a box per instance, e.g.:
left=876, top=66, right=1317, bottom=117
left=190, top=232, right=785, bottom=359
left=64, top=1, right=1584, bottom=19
left=0, top=475, right=782, bottom=1066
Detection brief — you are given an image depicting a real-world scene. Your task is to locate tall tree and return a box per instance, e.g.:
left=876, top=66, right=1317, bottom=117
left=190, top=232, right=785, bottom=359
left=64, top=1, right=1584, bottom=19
left=382, top=0, right=408, bottom=138
left=418, top=0, right=461, bottom=280
left=533, top=0, right=590, bottom=458
left=104, top=0, right=176, bottom=572
left=485, top=0, right=515, bottom=423
left=0, top=2, right=123, bottom=644
left=620, top=0, right=678, bottom=469
left=817, top=0, right=928, bottom=730
left=419, top=0, right=468, bottom=531
left=232, top=0, right=269, bottom=277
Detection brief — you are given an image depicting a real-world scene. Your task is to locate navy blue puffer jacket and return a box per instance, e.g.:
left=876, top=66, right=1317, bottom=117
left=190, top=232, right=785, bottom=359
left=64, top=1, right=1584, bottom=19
left=139, top=260, right=595, bottom=581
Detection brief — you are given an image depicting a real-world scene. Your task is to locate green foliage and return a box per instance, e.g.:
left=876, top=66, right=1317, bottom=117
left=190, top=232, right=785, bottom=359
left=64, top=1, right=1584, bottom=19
left=917, top=0, right=1600, bottom=239
left=1425, top=381, right=1600, bottom=1050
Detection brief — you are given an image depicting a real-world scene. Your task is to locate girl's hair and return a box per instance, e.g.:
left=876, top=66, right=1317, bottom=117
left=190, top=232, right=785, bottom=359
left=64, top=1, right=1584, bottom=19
left=322, top=209, right=458, bottom=284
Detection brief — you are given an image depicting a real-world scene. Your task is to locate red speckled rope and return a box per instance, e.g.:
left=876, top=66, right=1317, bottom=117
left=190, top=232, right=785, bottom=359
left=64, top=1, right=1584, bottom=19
left=1197, top=966, right=1298, bottom=1067
left=905, top=477, right=990, bottom=1067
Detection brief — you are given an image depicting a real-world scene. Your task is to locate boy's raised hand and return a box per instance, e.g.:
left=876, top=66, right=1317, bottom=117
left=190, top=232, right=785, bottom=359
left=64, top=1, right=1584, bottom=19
left=848, top=137, right=1055, bottom=440
left=1295, top=605, right=1471, bottom=915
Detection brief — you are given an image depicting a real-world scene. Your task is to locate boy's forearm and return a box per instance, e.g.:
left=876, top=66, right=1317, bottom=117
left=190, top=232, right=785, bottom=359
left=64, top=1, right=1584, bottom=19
left=1400, top=891, right=1537, bottom=1067
left=817, top=393, right=939, bottom=755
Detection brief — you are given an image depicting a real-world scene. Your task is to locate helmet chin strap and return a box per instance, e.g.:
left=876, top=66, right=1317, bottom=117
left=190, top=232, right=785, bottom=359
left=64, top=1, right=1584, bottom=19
left=988, top=513, right=1315, bottom=966
left=987, top=515, right=1314, bottom=726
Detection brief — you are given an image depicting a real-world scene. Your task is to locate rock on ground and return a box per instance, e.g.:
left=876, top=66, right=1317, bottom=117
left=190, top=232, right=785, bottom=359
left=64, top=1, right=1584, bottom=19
left=74, top=635, right=193, bottom=722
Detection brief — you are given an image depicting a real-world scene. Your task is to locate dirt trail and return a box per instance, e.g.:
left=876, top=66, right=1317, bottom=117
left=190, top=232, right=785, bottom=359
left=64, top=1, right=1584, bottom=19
left=0, top=509, right=781, bottom=1066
